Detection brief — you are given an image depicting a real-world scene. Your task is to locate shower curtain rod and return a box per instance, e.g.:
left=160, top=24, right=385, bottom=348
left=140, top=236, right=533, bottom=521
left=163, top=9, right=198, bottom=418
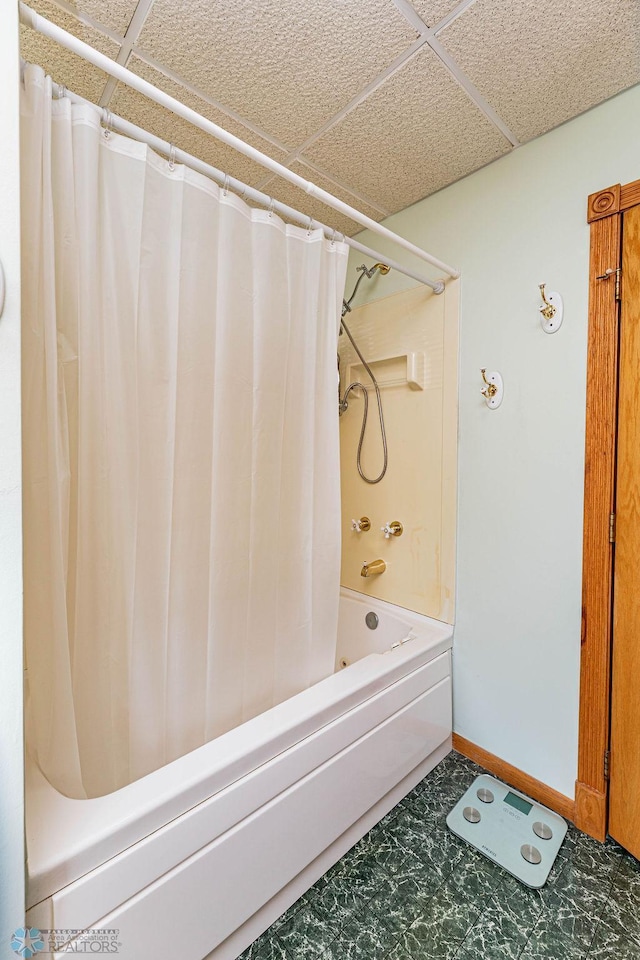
left=19, top=1, right=460, bottom=287
left=20, top=61, right=444, bottom=293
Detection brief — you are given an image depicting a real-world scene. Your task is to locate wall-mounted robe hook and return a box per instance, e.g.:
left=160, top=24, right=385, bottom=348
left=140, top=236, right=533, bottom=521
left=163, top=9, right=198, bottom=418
left=480, top=369, right=503, bottom=409
left=539, top=284, right=563, bottom=334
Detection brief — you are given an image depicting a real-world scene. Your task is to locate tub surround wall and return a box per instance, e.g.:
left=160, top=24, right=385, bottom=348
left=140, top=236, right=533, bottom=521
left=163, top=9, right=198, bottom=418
left=339, top=282, right=458, bottom=624
left=0, top=3, right=25, bottom=947
left=349, top=82, right=640, bottom=801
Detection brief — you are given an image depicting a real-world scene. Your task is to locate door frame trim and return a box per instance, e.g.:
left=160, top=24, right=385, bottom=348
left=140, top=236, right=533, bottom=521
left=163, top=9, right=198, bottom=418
left=576, top=178, right=640, bottom=840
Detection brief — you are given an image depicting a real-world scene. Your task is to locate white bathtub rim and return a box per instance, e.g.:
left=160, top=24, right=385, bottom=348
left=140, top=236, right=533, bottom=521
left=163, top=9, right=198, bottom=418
left=26, top=589, right=452, bottom=907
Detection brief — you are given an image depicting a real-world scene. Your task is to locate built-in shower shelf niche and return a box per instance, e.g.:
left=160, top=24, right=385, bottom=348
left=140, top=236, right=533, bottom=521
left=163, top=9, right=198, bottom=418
left=346, top=351, right=425, bottom=392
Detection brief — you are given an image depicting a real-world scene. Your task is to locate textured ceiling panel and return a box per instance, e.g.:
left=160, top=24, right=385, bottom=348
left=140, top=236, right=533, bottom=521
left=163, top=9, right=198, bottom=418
left=60, top=0, right=138, bottom=37
left=259, top=161, right=385, bottom=238
left=407, top=0, right=466, bottom=29
left=110, top=57, right=288, bottom=189
left=135, top=0, right=418, bottom=148
left=439, top=0, right=640, bottom=143
left=304, top=46, right=510, bottom=212
left=20, top=0, right=120, bottom=101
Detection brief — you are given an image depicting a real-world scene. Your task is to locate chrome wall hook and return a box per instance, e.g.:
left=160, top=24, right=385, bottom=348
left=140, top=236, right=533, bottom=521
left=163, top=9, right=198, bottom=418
left=538, top=284, right=563, bottom=334
left=480, top=369, right=503, bottom=409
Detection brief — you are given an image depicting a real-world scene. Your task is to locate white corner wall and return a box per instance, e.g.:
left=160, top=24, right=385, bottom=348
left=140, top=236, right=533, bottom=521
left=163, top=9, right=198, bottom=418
left=350, top=83, right=640, bottom=799
left=0, top=1, right=25, bottom=947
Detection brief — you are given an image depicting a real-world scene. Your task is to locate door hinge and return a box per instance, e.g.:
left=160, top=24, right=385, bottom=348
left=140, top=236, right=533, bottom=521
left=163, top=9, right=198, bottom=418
left=609, top=513, right=616, bottom=543
left=604, top=749, right=611, bottom=781
left=596, top=266, right=621, bottom=301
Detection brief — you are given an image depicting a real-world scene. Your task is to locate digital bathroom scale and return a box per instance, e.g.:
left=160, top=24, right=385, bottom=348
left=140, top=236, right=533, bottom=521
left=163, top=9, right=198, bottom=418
left=446, top=774, right=567, bottom=888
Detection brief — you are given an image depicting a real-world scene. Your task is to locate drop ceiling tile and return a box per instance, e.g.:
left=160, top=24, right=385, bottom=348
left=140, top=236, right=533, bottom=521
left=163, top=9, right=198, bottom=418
left=408, top=0, right=466, bottom=29
left=135, top=0, right=419, bottom=148
left=22, top=0, right=135, bottom=38
left=61, top=0, right=138, bottom=37
left=439, top=0, right=640, bottom=143
left=304, top=45, right=510, bottom=213
left=259, top=161, right=385, bottom=238
left=20, top=0, right=120, bottom=102
left=110, top=57, right=289, bottom=189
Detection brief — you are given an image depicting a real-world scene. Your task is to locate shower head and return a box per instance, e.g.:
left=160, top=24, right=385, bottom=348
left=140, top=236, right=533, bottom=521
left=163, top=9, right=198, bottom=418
left=342, top=261, right=391, bottom=319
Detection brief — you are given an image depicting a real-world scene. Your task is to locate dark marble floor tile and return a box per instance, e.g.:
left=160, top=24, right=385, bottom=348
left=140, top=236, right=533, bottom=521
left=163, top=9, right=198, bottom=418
left=588, top=921, right=640, bottom=959
left=539, top=858, right=613, bottom=913
left=409, top=823, right=468, bottom=878
left=455, top=939, right=520, bottom=960
left=532, top=895, right=601, bottom=950
left=385, top=845, right=448, bottom=895
left=446, top=851, right=504, bottom=900
left=541, top=852, right=571, bottom=893
left=596, top=885, right=640, bottom=948
left=368, top=888, right=430, bottom=938
left=311, top=847, right=395, bottom=925
left=237, top=930, right=289, bottom=960
left=454, top=899, right=528, bottom=960
left=385, top=942, right=414, bottom=960
left=275, top=902, right=342, bottom=958
left=392, top=878, right=482, bottom=957
left=520, top=924, right=588, bottom=960
left=571, top=835, right=622, bottom=882
left=612, top=849, right=640, bottom=893
left=393, top=923, right=464, bottom=960
left=319, top=906, right=399, bottom=960
left=486, top=879, right=544, bottom=933
left=384, top=809, right=439, bottom=854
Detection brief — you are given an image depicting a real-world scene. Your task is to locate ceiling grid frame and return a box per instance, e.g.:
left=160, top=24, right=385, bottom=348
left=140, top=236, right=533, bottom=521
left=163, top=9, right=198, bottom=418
left=115, top=48, right=292, bottom=154
left=19, top=0, right=640, bottom=235
left=391, top=0, right=519, bottom=145
left=33, top=0, right=126, bottom=43
left=98, top=0, right=156, bottom=106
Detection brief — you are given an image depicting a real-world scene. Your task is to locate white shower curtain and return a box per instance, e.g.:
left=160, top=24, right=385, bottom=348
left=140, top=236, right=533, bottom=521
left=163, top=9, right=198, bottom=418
left=21, top=65, right=348, bottom=800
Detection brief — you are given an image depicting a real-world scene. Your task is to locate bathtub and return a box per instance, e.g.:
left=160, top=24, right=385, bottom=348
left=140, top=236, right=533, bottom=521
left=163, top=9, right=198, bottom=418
left=26, top=587, right=453, bottom=959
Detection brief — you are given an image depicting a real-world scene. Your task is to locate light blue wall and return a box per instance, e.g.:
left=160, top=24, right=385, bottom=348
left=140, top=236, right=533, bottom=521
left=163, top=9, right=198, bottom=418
left=349, top=84, right=640, bottom=798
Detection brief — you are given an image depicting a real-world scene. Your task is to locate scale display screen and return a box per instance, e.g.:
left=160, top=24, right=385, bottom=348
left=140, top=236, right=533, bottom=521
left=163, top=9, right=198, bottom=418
left=504, top=792, right=533, bottom=815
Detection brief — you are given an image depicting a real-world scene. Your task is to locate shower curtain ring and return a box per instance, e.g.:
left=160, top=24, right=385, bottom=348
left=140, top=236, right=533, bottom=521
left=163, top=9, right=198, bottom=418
left=330, top=228, right=337, bottom=247
left=102, top=109, right=113, bottom=139
left=58, top=83, right=67, bottom=100
left=168, top=144, right=176, bottom=171
left=268, top=197, right=275, bottom=218
left=307, top=215, right=314, bottom=236
left=223, top=174, right=230, bottom=197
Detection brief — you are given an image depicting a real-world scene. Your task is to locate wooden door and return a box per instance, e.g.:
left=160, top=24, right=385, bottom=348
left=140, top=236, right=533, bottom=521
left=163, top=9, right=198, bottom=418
left=609, top=202, right=640, bottom=857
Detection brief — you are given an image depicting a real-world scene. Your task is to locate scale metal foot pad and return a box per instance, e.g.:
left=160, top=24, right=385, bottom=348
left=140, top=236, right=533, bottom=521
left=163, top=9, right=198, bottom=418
left=446, top=774, right=567, bottom=888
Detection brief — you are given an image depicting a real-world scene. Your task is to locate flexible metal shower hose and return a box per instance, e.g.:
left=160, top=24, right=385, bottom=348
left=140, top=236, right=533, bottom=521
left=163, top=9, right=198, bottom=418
left=340, top=318, right=388, bottom=484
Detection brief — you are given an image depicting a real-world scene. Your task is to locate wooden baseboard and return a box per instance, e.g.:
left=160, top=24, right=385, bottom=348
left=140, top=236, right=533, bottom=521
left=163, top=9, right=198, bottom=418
left=452, top=733, right=575, bottom=823
left=573, top=780, right=607, bottom=841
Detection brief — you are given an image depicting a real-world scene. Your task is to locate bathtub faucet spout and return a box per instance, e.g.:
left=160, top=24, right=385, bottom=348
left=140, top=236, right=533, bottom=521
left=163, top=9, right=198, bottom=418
left=361, top=559, right=386, bottom=577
